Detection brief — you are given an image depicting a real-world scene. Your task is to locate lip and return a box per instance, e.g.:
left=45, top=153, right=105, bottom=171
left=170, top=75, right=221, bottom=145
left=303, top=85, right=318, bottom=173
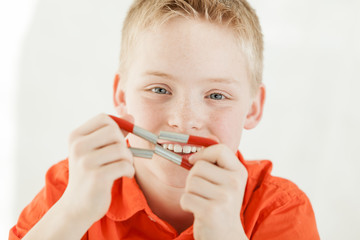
left=157, top=131, right=219, bottom=144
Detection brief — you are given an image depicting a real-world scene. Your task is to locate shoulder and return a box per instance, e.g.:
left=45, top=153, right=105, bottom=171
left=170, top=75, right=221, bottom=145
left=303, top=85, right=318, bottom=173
left=259, top=173, right=310, bottom=215
left=244, top=159, right=310, bottom=212
left=242, top=160, right=319, bottom=239
left=244, top=159, right=305, bottom=194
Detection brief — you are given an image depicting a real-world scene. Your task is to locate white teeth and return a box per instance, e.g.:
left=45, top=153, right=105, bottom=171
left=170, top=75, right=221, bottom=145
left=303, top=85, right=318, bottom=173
left=183, top=146, right=192, bottom=154
left=162, top=143, right=201, bottom=154
left=174, top=144, right=182, bottom=153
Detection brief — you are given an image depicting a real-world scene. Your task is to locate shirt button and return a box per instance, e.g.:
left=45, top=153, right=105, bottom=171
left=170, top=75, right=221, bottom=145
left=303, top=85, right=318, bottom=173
left=148, top=215, right=156, bottom=222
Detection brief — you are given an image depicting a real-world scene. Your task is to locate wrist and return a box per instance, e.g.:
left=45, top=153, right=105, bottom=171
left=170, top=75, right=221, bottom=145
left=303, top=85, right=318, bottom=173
left=49, top=198, right=94, bottom=239
left=228, top=220, right=248, bottom=240
left=57, top=193, right=96, bottom=228
left=22, top=197, right=93, bottom=240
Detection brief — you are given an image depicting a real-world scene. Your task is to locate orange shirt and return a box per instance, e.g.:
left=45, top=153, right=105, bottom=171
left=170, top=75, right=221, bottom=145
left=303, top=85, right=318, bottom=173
left=9, top=152, right=320, bottom=239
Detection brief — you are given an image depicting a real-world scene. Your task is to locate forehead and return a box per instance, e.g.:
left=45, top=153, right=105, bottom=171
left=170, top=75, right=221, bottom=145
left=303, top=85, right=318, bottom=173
left=128, top=17, right=248, bottom=85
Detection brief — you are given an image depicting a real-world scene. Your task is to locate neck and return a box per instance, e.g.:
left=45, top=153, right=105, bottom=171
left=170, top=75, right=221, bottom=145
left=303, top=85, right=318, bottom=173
left=134, top=159, right=194, bottom=233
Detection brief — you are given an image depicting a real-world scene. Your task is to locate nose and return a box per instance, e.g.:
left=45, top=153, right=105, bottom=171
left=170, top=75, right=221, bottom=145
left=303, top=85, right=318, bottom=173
left=167, top=96, right=204, bottom=132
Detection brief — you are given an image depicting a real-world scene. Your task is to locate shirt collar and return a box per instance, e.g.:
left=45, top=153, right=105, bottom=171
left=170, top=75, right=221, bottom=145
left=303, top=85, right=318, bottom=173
left=106, top=176, right=148, bottom=221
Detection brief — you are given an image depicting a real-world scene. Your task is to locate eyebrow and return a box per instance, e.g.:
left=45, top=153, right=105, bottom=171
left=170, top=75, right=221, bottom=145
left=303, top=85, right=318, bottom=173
left=143, top=70, right=175, bottom=80
left=143, top=70, right=239, bottom=85
left=205, top=77, right=239, bottom=85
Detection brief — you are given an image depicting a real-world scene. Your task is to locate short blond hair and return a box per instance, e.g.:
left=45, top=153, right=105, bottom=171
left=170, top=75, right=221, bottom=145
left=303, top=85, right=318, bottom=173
left=119, top=0, right=263, bottom=95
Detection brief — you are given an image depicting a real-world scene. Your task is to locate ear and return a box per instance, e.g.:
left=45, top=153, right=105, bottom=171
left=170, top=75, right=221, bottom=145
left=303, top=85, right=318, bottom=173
left=113, top=73, right=127, bottom=116
left=244, top=84, right=266, bottom=130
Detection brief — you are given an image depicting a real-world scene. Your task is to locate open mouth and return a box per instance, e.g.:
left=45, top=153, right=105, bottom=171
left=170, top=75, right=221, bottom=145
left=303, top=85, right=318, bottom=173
left=160, top=143, right=204, bottom=155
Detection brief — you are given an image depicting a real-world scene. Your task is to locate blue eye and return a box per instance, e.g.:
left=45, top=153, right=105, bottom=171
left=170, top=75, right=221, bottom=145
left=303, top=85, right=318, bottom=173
left=209, top=93, right=225, bottom=100
left=152, top=87, right=170, bottom=95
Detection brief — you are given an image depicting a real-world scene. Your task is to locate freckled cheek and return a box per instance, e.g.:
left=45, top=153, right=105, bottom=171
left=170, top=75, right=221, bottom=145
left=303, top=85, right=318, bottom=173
left=127, top=97, right=166, bottom=130
left=209, top=113, right=243, bottom=151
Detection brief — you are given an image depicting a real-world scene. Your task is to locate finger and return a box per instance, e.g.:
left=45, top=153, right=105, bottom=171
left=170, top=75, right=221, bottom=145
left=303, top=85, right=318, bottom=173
left=74, top=124, right=126, bottom=154
left=70, top=114, right=115, bottom=139
left=99, top=160, right=135, bottom=182
left=189, top=160, right=232, bottom=186
left=189, top=144, right=241, bottom=171
left=180, top=192, right=209, bottom=217
left=83, top=143, right=133, bottom=168
left=191, top=159, right=248, bottom=193
left=185, top=175, right=222, bottom=200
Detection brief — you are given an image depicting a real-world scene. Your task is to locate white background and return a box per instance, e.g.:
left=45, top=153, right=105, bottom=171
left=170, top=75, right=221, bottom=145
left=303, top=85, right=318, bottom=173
left=1, top=0, right=359, bottom=239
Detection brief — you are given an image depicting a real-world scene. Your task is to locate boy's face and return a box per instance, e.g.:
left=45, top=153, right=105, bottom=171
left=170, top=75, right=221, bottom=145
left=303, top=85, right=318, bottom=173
left=115, top=17, right=264, bottom=186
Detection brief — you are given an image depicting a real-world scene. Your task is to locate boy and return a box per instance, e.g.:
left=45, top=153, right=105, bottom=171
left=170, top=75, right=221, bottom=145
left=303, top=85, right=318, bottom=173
left=10, top=0, right=319, bottom=239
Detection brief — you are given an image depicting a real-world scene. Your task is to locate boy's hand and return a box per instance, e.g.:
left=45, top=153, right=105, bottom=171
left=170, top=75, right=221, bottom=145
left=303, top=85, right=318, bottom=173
left=61, top=113, right=135, bottom=225
left=180, top=144, right=248, bottom=240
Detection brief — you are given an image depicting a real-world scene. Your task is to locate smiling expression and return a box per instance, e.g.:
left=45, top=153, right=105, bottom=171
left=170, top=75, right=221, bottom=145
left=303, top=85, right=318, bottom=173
left=114, top=17, right=263, bottom=184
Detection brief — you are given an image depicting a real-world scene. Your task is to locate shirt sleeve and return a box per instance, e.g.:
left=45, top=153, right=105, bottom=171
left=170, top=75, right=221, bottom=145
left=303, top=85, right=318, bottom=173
left=251, top=192, right=320, bottom=240
left=9, top=160, right=73, bottom=240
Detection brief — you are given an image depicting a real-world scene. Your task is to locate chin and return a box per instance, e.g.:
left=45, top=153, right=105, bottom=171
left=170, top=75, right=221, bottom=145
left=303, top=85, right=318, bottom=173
left=137, top=155, right=189, bottom=189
